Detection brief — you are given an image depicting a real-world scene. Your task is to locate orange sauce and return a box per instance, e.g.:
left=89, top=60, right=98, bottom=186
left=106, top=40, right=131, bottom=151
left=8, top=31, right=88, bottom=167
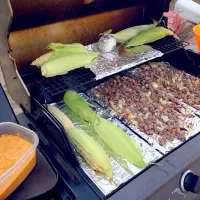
left=0, top=134, right=36, bottom=200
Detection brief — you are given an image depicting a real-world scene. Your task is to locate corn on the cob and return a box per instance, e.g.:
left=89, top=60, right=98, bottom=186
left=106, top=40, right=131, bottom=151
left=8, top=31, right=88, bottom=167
left=31, top=51, right=54, bottom=67
left=48, top=104, right=74, bottom=131
left=113, top=20, right=158, bottom=44
left=47, top=104, right=112, bottom=179
left=93, top=117, right=147, bottom=168
left=126, top=27, right=173, bottom=47
left=63, top=90, right=147, bottom=168
left=41, top=52, right=100, bottom=77
left=63, top=90, right=97, bottom=123
left=47, top=43, right=84, bottom=50
left=31, top=43, right=87, bottom=67
left=69, top=128, right=112, bottom=178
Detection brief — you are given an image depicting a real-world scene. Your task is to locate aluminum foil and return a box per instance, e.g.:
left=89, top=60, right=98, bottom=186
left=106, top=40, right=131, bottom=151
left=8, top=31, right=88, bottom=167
left=85, top=43, right=163, bottom=80
left=87, top=89, right=200, bottom=154
left=51, top=95, right=161, bottom=195
left=128, top=114, right=200, bottom=154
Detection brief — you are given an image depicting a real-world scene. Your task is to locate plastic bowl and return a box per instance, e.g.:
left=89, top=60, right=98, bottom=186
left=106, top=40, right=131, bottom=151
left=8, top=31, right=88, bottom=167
left=193, top=24, right=200, bottom=53
left=0, top=122, right=39, bottom=200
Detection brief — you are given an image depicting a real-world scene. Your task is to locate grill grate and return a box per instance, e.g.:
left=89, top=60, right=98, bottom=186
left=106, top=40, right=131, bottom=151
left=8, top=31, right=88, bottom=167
left=20, top=36, right=182, bottom=101
left=150, top=36, right=182, bottom=53
left=21, top=67, right=95, bottom=101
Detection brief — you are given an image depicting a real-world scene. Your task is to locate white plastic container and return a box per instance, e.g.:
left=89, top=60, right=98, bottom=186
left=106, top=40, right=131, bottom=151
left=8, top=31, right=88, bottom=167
left=175, top=0, right=200, bottom=24
left=0, top=122, right=39, bottom=200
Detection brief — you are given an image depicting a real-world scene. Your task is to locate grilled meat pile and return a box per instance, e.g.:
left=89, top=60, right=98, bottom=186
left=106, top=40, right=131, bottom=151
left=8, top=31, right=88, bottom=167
left=91, top=62, right=199, bottom=146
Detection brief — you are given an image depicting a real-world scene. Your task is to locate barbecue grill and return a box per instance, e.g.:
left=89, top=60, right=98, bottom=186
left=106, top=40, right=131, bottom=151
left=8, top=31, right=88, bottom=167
left=1, top=0, right=200, bottom=199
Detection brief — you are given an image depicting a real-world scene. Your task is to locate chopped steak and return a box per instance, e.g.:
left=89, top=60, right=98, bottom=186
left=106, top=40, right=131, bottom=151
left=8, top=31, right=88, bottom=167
left=92, top=62, right=199, bottom=146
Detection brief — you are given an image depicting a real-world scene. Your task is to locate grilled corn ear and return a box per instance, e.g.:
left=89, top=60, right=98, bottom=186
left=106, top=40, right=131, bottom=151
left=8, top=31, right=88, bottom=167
left=47, top=105, right=74, bottom=131
left=31, top=51, right=54, bottom=67
left=69, top=128, right=113, bottom=178
left=63, top=90, right=147, bottom=168
left=93, top=117, right=147, bottom=168
left=41, top=52, right=100, bottom=77
left=113, top=20, right=158, bottom=44
left=47, top=43, right=84, bottom=50
left=126, top=27, right=173, bottom=47
left=63, top=90, right=97, bottom=123
left=47, top=104, right=112, bottom=179
left=31, top=43, right=87, bottom=67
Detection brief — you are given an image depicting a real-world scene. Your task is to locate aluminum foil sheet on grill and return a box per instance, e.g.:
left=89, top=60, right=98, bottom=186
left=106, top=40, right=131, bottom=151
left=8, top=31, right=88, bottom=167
left=51, top=96, right=161, bottom=195
left=87, top=61, right=200, bottom=154
left=85, top=43, right=163, bottom=80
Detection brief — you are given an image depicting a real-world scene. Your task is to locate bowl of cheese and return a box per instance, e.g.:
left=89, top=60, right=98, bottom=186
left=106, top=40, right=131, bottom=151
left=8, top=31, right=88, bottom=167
left=0, top=122, right=39, bottom=200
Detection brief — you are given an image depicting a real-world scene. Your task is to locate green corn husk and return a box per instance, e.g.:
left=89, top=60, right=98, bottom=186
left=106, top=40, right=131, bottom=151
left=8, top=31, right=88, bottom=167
left=63, top=90, right=97, bottom=123
left=126, top=27, right=173, bottom=47
left=31, top=43, right=87, bottom=67
left=48, top=48, right=87, bottom=61
left=41, top=52, right=100, bottom=77
left=104, top=29, right=112, bottom=34
left=47, top=43, right=84, bottom=50
left=47, top=104, right=112, bottom=179
left=93, top=117, right=147, bottom=168
left=113, top=20, right=158, bottom=44
left=69, top=128, right=113, bottom=178
left=63, top=90, right=148, bottom=168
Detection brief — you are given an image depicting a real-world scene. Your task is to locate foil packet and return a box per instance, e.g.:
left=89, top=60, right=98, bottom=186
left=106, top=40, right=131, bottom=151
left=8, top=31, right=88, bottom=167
left=85, top=43, right=163, bottom=80
left=51, top=95, right=161, bottom=195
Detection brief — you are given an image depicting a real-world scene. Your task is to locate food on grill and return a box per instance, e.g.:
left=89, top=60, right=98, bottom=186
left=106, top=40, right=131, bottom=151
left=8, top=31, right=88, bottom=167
left=93, top=117, right=147, bottom=168
left=117, top=45, right=152, bottom=57
left=64, top=90, right=147, bottom=168
left=91, top=62, right=200, bottom=146
left=113, top=20, right=158, bottom=44
left=126, top=27, right=173, bottom=47
left=31, top=52, right=54, bottom=67
left=139, top=62, right=200, bottom=110
left=32, top=43, right=87, bottom=67
left=41, top=52, right=100, bottom=77
left=98, top=34, right=117, bottom=52
left=0, top=134, right=36, bottom=199
left=47, top=43, right=85, bottom=50
left=47, top=105, right=113, bottom=179
left=64, top=90, right=97, bottom=123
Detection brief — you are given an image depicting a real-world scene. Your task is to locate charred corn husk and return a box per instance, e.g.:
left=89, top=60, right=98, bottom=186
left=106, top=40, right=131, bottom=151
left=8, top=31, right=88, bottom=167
left=47, top=104, right=112, bottom=179
left=41, top=52, right=100, bottom=77
left=31, top=43, right=87, bottom=67
left=113, top=20, right=158, bottom=44
left=126, top=27, right=173, bottom=47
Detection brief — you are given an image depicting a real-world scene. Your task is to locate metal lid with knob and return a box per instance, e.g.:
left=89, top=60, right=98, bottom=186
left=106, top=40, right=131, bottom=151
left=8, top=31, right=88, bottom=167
left=180, top=170, right=200, bottom=194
